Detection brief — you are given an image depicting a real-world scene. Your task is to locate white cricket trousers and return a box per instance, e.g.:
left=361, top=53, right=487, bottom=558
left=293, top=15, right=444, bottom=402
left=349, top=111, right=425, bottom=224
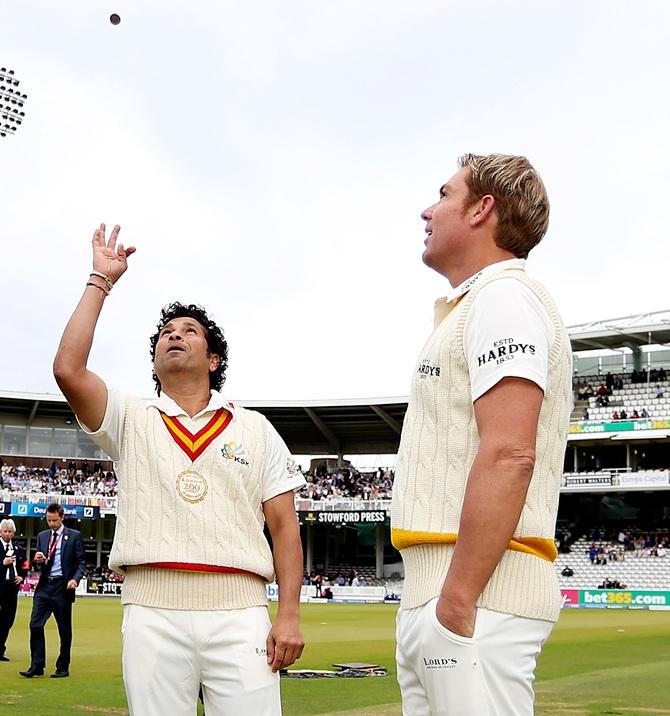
left=122, top=604, right=281, bottom=716
left=396, top=598, right=553, bottom=716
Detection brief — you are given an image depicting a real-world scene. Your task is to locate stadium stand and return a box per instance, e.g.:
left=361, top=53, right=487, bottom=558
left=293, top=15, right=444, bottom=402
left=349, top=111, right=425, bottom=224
left=1, top=464, right=394, bottom=501
left=1, top=310, right=670, bottom=597
left=1, top=465, right=117, bottom=496
left=556, top=534, right=670, bottom=590
left=581, top=375, right=670, bottom=421
left=299, top=468, right=393, bottom=500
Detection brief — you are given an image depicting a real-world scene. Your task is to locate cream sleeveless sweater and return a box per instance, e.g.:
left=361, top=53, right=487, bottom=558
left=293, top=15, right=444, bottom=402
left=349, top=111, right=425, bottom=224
left=110, top=398, right=272, bottom=610
left=391, top=269, right=573, bottom=621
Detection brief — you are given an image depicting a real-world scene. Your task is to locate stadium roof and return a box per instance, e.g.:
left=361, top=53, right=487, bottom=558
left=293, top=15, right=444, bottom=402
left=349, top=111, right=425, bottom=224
left=0, top=389, right=407, bottom=455
left=2, top=310, right=669, bottom=455
left=0, top=390, right=73, bottom=422
left=567, top=309, right=670, bottom=352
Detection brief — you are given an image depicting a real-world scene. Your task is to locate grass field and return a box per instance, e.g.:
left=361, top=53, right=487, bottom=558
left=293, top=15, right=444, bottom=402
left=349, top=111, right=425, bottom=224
left=0, top=598, right=669, bottom=715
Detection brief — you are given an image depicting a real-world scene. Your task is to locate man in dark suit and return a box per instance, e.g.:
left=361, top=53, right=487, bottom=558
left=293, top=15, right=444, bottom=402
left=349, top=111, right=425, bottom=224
left=20, top=503, right=85, bottom=679
left=0, top=518, right=28, bottom=661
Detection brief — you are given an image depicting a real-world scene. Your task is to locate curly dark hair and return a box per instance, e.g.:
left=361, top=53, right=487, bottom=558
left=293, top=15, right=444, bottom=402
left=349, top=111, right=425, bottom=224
left=149, top=302, right=229, bottom=395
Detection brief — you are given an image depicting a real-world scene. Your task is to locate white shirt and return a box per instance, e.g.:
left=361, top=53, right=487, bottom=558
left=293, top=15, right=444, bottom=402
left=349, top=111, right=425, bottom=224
left=2, top=540, right=13, bottom=579
left=81, top=389, right=305, bottom=503
left=447, top=259, right=553, bottom=402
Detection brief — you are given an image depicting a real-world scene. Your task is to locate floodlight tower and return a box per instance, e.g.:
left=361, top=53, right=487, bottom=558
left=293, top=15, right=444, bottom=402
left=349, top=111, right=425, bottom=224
left=0, top=67, right=27, bottom=138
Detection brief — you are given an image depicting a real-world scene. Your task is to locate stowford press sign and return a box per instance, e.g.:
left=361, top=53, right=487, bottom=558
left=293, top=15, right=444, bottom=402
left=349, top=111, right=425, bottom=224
left=299, top=510, right=386, bottom=524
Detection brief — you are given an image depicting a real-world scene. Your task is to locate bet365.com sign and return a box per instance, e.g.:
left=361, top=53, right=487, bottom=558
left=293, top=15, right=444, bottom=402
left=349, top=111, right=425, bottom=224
left=561, top=588, right=669, bottom=610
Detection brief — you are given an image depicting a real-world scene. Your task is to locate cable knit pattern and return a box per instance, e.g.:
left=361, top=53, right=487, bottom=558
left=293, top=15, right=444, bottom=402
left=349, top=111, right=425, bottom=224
left=391, top=269, right=573, bottom=621
left=110, top=398, right=273, bottom=610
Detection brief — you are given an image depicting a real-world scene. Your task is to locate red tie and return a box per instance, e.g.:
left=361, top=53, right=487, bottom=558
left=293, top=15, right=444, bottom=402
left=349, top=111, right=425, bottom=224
left=48, top=531, right=59, bottom=560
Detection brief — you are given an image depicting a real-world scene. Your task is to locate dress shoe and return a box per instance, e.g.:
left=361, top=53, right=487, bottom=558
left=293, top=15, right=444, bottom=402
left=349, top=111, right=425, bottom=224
left=0, top=655, right=9, bottom=661
left=51, top=670, right=69, bottom=678
left=19, top=666, right=44, bottom=677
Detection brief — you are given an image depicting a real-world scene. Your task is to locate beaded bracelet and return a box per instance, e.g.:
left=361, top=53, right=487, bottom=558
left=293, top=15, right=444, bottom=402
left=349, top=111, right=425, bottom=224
left=90, top=270, right=114, bottom=291
left=86, top=281, right=109, bottom=297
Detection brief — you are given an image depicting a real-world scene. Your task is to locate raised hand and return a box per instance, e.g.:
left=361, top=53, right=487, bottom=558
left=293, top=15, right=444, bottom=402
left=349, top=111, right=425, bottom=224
left=92, top=223, right=136, bottom=284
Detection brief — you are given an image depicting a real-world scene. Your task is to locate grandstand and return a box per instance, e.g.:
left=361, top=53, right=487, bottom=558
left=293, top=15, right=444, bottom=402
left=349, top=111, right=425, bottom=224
left=556, top=535, right=670, bottom=591
left=1, top=310, right=670, bottom=604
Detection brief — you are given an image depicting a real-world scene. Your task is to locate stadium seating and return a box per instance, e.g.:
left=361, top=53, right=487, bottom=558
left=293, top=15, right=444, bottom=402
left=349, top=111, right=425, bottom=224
left=556, top=536, right=670, bottom=590
left=1, top=465, right=394, bottom=500
left=307, top=564, right=384, bottom=585
left=575, top=373, right=670, bottom=421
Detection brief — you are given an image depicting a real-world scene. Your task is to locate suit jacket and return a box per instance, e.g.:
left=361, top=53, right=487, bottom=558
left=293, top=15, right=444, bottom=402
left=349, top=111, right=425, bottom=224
left=0, top=541, right=27, bottom=593
left=35, top=527, right=86, bottom=600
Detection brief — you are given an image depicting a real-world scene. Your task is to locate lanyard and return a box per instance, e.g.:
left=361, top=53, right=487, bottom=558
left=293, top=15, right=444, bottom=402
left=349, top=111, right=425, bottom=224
left=48, top=531, right=60, bottom=560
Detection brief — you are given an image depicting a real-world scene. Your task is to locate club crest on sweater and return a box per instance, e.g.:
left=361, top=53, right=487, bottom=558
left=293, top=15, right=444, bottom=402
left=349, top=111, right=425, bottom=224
left=176, top=468, right=208, bottom=503
left=286, top=457, right=301, bottom=477
left=221, top=441, right=250, bottom=466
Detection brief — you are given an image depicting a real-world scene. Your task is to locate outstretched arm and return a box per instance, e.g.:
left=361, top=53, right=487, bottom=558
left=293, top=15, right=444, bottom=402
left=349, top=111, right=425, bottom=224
left=53, top=223, right=135, bottom=431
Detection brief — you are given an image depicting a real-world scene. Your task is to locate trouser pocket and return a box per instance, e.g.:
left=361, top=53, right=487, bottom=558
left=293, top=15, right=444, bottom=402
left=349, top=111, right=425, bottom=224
left=420, top=599, right=488, bottom=716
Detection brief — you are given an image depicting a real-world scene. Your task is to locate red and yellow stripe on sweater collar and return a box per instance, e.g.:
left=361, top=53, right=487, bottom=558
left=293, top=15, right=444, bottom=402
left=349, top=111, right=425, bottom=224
left=160, top=408, right=232, bottom=461
left=391, top=529, right=557, bottom=562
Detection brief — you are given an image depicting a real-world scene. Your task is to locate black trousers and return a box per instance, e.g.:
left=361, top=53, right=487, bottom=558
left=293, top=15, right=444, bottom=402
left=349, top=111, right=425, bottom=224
left=0, top=585, right=19, bottom=655
left=29, top=579, right=73, bottom=671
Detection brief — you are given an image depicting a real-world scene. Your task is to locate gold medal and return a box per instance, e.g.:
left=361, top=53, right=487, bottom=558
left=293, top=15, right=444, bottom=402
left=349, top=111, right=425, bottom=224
left=176, top=468, right=208, bottom=503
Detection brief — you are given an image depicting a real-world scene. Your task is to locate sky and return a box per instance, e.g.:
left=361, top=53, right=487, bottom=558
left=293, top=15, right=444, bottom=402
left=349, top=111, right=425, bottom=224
left=2, top=0, right=670, bottom=403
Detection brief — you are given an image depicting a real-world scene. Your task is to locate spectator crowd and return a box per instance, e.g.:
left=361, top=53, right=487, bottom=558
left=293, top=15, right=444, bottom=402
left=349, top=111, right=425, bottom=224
left=585, top=528, right=669, bottom=562
left=304, top=569, right=372, bottom=597
left=0, top=461, right=117, bottom=496
left=298, top=466, right=394, bottom=500
left=2, top=461, right=395, bottom=501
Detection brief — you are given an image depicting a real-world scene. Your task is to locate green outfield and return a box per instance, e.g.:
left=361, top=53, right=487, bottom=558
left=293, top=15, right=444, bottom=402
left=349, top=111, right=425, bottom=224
left=0, top=599, right=669, bottom=715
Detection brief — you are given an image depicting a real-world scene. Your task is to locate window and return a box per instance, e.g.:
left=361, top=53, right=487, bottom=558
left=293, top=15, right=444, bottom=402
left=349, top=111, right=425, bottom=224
left=29, top=427, right=53, bottom=456
left=1, top=426, right=26, bottom=455
left=53, top=428, right=77, bottom=458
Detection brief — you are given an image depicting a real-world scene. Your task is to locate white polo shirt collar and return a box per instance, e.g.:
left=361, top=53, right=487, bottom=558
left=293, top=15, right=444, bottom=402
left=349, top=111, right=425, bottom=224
left=146, top=390, right=236, bottom=420
left=445, top=258, right=526, bottom=303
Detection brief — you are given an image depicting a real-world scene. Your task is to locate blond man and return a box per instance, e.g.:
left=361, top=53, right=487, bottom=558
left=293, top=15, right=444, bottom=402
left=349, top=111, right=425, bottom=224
left=391, top=154, right=572, bottom=715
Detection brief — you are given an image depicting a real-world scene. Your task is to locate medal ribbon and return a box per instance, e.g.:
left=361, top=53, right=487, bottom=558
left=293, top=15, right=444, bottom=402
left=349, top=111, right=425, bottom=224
left=160, top=407, right=232, bottom=461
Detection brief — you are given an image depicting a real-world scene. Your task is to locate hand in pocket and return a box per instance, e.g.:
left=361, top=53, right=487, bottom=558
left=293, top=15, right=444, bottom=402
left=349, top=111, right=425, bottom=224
left=435, top=594, right=476, bottom=639
left=422, top=599, right=487, bottom=715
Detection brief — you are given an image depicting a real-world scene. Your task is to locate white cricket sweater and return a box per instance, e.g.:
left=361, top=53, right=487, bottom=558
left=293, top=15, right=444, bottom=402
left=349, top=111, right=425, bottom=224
left=391, top=269, right=573, bottom=621
left=110, top=397, right=274, bottom=610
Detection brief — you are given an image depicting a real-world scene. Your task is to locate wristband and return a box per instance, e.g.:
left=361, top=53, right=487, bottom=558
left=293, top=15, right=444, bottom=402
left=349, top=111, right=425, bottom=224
left=90, top=270, right=114, bottom=290
left=86, top=281, right=109, bottom=296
